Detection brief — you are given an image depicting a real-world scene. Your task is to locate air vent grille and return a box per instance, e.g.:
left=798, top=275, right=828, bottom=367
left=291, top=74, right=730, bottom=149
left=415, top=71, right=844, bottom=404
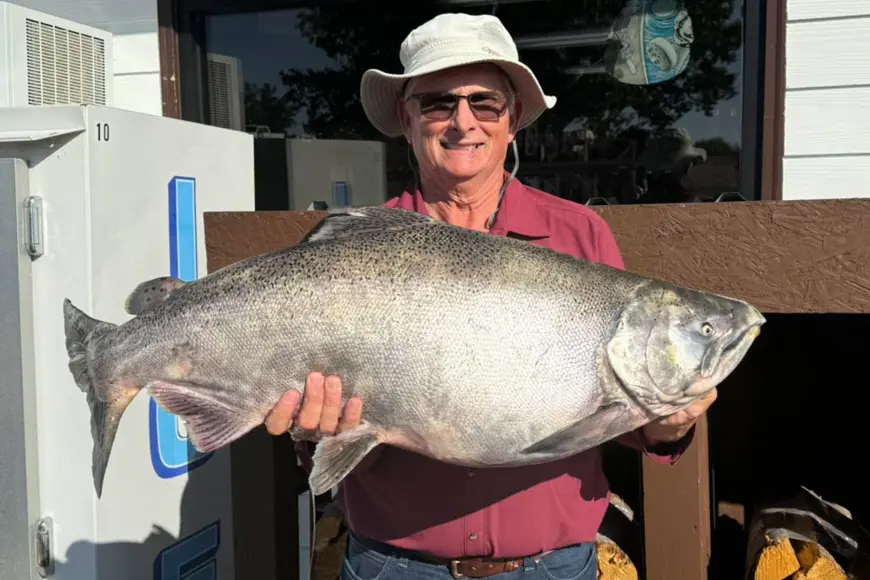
left=25, top=17, right=106, bottom=106
left=208, top=58, right=233, bottom=129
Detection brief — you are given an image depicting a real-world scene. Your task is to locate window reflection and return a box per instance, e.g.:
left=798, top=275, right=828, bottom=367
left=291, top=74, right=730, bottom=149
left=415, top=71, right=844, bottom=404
left=204, top=0, right=748, bottom=210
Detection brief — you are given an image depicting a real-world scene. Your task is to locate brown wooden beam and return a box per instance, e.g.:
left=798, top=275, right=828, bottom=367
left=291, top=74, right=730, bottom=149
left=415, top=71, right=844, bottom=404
left=760, top=0, right=788, bottom=202
left=207, top=200, right=870, bottom=315
left=156, top=0, right=182, bottom=119
left=642, top=416, right=711, bottom=580
left=204, top=201, right=870, bottom=317
left=595, top=200, right=870, bottom=314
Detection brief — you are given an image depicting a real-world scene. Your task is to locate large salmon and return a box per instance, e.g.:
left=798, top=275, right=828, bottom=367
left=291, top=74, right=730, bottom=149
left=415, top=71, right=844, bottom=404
left=62, top=206, right=764, bottom=498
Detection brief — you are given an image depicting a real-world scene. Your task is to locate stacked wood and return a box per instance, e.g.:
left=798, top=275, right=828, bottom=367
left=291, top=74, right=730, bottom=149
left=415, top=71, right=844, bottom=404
left=311, top=500, right=348, bottom=580
left=596, top=493, right=642, bottom=580
left=745, top=487, right=870, bottom=580
left=596, top=541, right=639, bottom=580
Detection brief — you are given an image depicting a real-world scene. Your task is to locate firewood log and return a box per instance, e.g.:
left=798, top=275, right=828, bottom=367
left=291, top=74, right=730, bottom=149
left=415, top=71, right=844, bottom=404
left=596, top=493, right=641, bottom=580
left=311, top=501, right=348, bottom=580
left=745, top=487, right=869, bottom=580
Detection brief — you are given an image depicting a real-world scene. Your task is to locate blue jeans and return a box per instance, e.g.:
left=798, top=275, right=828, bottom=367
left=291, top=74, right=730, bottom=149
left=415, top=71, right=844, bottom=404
left=340, top=532, right=598, bottom=580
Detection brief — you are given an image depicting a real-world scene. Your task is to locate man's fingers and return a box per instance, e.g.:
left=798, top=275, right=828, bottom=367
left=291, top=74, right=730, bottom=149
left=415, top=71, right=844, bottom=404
left=264, top=389, right=302, bottom=435
left=266, top=372, right=364, bottom=438
left=338, top=396, right=363, bottom=432
left=318, top=375, right=344, bottom=435
left=686, top=388, right=718, bottom=419
left=296, top=372, right=326, bottom=431
left=703, top=388, right=718, bottom=405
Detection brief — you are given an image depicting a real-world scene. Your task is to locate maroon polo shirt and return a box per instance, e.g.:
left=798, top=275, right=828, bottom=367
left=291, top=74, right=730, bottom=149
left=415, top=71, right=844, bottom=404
left=296, top=176, right=693, bottom=560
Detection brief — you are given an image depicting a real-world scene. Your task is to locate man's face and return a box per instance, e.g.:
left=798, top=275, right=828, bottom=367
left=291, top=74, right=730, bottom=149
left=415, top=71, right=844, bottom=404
left=399, top=63, right=521, bottom=183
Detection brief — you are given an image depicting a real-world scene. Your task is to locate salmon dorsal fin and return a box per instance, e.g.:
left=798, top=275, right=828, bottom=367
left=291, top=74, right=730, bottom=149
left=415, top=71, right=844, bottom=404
left=303, top=206, right=438, bottom=244
left=124, top=276, right=187, bottom=315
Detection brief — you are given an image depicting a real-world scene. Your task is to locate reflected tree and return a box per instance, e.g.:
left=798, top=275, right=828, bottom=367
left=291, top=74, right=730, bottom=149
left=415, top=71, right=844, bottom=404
left=265, top=0, right=742, bottom=143
left=244, top=81, right=300, bottom=134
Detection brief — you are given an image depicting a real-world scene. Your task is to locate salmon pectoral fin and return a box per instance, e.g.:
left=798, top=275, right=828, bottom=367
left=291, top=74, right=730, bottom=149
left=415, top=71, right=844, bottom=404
left=308, top=423, right=380, bottom=496
left=521, top=402, right=629, bottom=458
left=147, top=381, right=261, bottom=453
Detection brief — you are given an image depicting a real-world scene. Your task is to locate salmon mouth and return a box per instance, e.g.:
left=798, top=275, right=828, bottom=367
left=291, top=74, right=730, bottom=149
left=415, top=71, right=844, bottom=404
left=647, top=319, right=764, bottom=410
left=684, top=321, right=763, bottom=400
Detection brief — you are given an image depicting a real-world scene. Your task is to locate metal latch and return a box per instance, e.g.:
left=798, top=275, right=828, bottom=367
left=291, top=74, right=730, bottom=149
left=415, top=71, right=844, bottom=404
left=23, top=195, right=44, bottom=258
left=35, top=517, right=54, bottom=577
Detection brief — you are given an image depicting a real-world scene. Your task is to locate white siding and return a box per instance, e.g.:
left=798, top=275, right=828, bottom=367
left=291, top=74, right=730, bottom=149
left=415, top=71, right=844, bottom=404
left=784, top=87, right=870, bottom=156
left=10, top=0, right=162, bottom=116
left=787, top=0, right=870, bottom=21
left=783, top=2, right=870, bottom=200
left=113, top=31, right=162, bottom=116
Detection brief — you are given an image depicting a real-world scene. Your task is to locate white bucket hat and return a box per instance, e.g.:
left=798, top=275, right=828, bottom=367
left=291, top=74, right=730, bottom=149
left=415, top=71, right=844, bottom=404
left=360, top=13, right=557, bottom=138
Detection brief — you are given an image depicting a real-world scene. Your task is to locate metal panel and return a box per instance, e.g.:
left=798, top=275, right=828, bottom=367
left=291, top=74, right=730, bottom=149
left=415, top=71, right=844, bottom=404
left=0, top=157, right=41, bottom=579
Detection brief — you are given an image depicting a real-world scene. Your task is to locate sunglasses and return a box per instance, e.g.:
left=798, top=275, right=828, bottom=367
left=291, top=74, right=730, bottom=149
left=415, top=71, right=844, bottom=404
left=407, top=91, right=511, bottom=122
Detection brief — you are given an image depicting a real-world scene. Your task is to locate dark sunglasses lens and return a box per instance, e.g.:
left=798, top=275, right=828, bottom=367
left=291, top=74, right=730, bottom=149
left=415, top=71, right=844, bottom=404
left=417, top=92, right=508, bottom=121
left=467, top=93, right=507, bottom=121
left=417, top=94, right=458, bottom=119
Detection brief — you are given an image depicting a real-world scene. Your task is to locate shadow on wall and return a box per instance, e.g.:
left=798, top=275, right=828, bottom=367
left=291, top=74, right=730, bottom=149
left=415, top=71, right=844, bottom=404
left=52, top=426, right=233, bottom=580
left=52, top=422, right=309, bottom=580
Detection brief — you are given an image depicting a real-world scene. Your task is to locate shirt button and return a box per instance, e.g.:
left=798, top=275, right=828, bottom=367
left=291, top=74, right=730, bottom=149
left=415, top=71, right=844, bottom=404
left=468, top=470, right=475, bottom=477
left=469, top=532, right=478, bottom=541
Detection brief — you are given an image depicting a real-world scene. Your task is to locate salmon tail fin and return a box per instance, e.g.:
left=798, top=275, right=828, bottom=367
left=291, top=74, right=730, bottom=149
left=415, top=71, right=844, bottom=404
left=62, top=298, right=132, bottom=499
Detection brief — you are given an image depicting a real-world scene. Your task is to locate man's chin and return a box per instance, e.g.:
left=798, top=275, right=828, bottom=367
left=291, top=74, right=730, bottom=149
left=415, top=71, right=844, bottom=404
left=436, top=160, right=490, bottom=180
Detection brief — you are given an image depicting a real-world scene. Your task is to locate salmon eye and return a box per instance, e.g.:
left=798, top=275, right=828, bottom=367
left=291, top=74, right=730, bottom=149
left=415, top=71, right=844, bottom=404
left=701, top=322, right=714, bottom=336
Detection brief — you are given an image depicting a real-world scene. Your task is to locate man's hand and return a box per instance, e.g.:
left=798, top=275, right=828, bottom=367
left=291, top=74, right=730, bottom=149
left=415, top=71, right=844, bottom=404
left=642, top=388, right=718, bottom=444
left=264, top=372, right=363, bottom=439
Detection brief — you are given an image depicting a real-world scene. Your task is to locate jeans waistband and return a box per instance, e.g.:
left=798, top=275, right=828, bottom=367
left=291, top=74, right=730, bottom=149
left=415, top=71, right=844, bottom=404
left=348, top=531, right=450, bottom=563
left=348, top=530, right=584, bottom=565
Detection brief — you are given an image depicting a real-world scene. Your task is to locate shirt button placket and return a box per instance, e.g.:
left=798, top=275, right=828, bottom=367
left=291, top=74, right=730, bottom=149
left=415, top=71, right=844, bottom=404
left=464, top=469, right=485, bottom=554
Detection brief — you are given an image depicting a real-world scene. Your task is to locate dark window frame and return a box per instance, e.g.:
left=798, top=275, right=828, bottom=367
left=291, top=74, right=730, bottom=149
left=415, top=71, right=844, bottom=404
left=165, top=0, right=778, bottom=203
left=164, top=0, right=779, bottom=203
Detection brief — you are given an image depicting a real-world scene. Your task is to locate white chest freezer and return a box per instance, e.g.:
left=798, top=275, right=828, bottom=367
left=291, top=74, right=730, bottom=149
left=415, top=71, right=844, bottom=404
left=0, top=104, right=255, bottom=579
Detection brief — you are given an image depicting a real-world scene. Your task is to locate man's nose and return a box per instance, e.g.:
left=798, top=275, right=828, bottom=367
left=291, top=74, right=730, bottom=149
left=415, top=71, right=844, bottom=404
left=450, top=99, right=477, bottom=133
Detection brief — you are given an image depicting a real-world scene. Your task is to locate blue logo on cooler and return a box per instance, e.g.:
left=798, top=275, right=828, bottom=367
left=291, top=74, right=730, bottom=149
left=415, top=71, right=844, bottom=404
left=149, top=176, right=213, bottom=478
left=153, top=521, right=220, bottom=580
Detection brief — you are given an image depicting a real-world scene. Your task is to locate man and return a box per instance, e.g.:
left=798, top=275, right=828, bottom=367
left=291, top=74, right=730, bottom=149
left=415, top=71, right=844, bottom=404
left=265, top=13, right=716, bottom=580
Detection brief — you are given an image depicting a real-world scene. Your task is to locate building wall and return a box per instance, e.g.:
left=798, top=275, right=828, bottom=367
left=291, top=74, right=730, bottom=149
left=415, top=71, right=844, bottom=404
left=112, top=31, right=163, bottom=116
left=783, top=0, right=870, bottom=200
left=10, top=0, right=162, bottom=116
left=18, top=0, right=868, bottom=199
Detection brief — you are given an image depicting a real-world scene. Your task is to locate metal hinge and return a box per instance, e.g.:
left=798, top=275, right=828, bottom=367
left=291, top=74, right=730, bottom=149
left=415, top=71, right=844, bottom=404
left=35, top=517, right=54, bottom=577
left=23, top=195, right=44, bottom=258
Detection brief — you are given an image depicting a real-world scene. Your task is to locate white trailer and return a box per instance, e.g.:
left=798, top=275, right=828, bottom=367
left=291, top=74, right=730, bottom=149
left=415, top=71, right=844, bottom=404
left=0, top=104, right=254, bottom=579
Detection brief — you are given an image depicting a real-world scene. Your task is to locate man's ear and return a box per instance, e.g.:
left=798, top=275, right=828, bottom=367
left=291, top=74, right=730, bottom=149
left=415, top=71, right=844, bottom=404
left=508, top=98, right=524, bottom=141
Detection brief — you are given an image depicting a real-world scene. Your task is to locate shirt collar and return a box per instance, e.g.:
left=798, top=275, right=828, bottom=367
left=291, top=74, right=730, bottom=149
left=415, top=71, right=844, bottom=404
left=396, top=172, right=550, bottom=239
